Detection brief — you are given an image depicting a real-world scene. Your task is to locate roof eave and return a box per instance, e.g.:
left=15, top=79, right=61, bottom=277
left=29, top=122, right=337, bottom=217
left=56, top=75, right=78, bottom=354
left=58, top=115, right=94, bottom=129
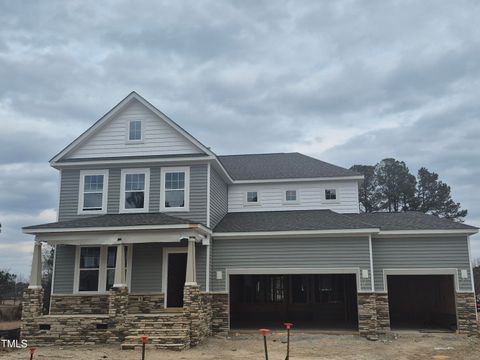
left=23, top=223, right=212, bottom=236
left=213, top=228, right=380, bottom=239
left=376, top=229, right=479, bottom=237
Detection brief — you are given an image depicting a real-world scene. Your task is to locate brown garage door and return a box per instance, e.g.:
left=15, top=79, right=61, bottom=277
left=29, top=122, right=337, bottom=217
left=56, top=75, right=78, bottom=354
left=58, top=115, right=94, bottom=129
left=230, top=274, right=358, bottom=330
left=387, top=275, right=457, bottom=331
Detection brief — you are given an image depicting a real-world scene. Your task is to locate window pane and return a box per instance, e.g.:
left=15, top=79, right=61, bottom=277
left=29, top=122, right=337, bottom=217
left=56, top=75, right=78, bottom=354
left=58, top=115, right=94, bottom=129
left=165, top=190, right=185, bottom=208
left=247, top=191, right=258, bottom=202
left=165, top=172, right=185, bottom=190
left=79, top=270, right=99, bottom=291
left=286, top=190, right=297, bottom=201
left=106, top=269, right=115, bottom=291
left=129, top=120, right=142, bottom=140
left=83, top=193, right=103, bottom=210
left=126, top=174, right=145, bottom=191
left=107, top=247, right=117, bottom=268
left=84, top=175, right=104, bottom=191
left=80, top=247, right=100, bottom=268
left=125, top=191, right=144, bottom=209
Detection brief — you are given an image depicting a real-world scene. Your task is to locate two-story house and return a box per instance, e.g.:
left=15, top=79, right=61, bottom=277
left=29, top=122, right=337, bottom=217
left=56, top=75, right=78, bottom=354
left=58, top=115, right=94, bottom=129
left=22, top=92, right=478, bottom=349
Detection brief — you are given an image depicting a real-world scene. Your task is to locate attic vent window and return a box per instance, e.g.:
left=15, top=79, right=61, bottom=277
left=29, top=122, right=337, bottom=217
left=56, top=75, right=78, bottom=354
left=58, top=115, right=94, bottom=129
left=128, top=120, right=142, bottom=141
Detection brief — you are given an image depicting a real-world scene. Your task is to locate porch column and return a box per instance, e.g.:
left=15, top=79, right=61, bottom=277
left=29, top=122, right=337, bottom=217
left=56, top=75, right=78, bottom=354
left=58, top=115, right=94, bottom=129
left=185, top=236, right=197, bottom=285
left=28, top=240, right=42, bottom=289
left=113, top=244, right=127, bottom=288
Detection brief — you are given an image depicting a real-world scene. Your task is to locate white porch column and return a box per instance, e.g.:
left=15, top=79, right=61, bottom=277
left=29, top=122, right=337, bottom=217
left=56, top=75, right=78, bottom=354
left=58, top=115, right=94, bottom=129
left=185, top=236, right=197, bottom=285
left=28, top=241, right=42, bottom=289
left=113, top=244, right=127, bottom=288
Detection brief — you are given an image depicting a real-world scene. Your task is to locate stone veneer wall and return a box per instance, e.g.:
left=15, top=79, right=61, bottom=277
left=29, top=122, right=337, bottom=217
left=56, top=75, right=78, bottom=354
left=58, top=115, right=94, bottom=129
left=211, top=292, right=229, bottom=335
left=127, top=293, right=165, bottom=314
left=357, top=293, right=378, bottom=340
left=50, top=295, right=109, bottom=315
left=455, top=292, right=478, bottom=335
left=375, top=293, right=390, bottom=334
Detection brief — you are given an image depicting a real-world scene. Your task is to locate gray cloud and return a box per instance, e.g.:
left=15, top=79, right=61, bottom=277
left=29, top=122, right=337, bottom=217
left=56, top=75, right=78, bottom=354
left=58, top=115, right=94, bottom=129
left=1, top=0, right=480, bottom=276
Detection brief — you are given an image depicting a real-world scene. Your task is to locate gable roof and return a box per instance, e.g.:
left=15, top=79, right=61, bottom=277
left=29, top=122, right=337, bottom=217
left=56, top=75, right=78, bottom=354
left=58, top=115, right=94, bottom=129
left=347, top=211, right=478, bottom=231
left=217, top=152, right=361, bottom=181
left=50, top=91, right=215, bottom=165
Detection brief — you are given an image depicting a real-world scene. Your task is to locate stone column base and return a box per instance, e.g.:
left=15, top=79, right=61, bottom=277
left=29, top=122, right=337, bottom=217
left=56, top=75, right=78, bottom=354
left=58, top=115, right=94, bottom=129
left=108, top=286, right=129, bottom=343
left=184, top=285, right=212, bottom=347
left=456, top=292, right=478, bottom=335
left=357, top=293, right=378, bottom=340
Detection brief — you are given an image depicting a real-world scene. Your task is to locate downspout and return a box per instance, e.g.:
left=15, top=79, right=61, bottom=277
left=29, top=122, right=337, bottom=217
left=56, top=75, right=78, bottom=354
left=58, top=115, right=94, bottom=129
left=368, top=234, right=375, bottom=292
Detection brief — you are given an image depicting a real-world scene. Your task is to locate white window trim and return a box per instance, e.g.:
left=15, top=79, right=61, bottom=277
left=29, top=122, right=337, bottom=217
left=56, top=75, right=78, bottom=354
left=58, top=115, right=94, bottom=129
left=282, top=189, right=299, bottom=205
left=162, top=247, right=188, bottom=308
left=77, top=170, right=109, bottom=215
left=160, top=167, right=190, bottom=212
left=73, top=245, right=132, bottom=294
left=120, top=168, right=150, bottom=213
left=324, top=188, right=339, bottom=203
left=126, top=119, right=144, bottom=144
left=244, top=191, right=261, bottom=206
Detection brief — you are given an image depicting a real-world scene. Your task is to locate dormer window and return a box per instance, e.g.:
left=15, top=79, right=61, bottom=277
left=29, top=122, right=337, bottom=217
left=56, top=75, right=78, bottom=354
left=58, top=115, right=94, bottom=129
left=325, top=189, right=337, bottom=200
left=245, top=191, right=260, bottom=205
left=78, top=170, right=108, bottom=214
left=284, top=189, right=299, bottom=204
left=128, top=120, right=143, bottom=142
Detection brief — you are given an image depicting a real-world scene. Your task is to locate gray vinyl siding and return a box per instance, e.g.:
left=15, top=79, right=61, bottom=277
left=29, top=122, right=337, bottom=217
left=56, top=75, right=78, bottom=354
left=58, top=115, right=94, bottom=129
left=52, top=245, right=75, bottom=293
left=210, top=167, right=228, bottom=228
left=130, top=242, right=207, bottom=293
left=211, top=237, right=372, bottom=292
left=58, top=169, right=80, bottom=221
left=131, top=243, right=163, bottom=292
left=372, top=235, right=473, bottom=292
left=107, top=168, right=121, bottom=213
left=58, top=164, right=208, bottom=224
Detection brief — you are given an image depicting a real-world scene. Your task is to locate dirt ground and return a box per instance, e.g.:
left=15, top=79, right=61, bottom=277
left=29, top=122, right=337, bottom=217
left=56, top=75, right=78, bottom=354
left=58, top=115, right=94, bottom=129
left=1, top=331, right=479, bottom=360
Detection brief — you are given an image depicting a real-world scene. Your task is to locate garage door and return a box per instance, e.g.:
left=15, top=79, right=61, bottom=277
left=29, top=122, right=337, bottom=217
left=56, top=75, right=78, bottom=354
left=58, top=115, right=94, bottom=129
left=229, top=274, right=358, bottom=330
left=387, top=275, right=457, bottom=331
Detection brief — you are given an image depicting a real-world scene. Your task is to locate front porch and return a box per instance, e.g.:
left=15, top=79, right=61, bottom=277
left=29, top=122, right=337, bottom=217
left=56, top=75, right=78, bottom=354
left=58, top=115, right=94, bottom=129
left=21, top=228, right=228, bottom=349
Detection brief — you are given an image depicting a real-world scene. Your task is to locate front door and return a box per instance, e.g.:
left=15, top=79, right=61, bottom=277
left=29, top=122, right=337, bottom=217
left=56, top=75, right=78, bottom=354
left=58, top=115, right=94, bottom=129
left=166, top=253, right=188, bottom=307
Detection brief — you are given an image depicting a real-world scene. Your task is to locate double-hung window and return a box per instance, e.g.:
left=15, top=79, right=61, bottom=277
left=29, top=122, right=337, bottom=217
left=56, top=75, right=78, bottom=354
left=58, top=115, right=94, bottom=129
left=78, top=247, right=101, bottom=292
left=127, top=120, right=143, bottom=142
left=78, top=170, right=108, bottom=214
left=76, top=246, right=131, bottom=293
left=120, top=169, right=150, bottom=212
left=161, top=167, right=190, bottom=211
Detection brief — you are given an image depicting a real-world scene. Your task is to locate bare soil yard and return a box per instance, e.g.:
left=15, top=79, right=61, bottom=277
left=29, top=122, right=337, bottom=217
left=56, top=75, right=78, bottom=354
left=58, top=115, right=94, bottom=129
left=1, top=332, right=479, bottom=360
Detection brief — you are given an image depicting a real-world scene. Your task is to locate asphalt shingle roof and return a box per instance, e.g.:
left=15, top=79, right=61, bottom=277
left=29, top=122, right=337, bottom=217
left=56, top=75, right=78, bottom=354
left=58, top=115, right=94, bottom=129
left=23, top=213, right=195, bottom=230
left=346, top=211, right=478, bottom=231
left=213, top=210, right=375, bottom=232
left=218, top=152, right=360, bottom=180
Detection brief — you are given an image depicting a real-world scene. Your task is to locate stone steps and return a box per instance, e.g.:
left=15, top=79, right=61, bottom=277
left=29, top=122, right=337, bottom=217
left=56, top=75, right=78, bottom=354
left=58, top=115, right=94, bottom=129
left=121, top=342, right=187, bottom=351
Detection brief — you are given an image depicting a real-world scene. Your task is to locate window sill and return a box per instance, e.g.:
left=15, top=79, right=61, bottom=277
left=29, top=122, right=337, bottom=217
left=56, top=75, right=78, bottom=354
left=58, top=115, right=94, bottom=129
left=119, top=208, right=149, bottom=214
left=244, top=203, right=261, bottom=207
left=161, top=207, right=189, bottom=212
left=77, top=209, right=107, bottom=215
left=125, top=140, right=144, bottom=145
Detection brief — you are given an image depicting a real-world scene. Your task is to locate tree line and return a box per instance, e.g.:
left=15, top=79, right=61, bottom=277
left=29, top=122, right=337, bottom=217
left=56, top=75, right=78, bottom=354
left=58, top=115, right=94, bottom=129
left=351, top=158, right=467, bottom=221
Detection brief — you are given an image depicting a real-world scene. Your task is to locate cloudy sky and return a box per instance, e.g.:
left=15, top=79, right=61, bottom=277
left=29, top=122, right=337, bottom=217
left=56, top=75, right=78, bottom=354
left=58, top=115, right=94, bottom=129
left=1, top=0, right=480, bottom=277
